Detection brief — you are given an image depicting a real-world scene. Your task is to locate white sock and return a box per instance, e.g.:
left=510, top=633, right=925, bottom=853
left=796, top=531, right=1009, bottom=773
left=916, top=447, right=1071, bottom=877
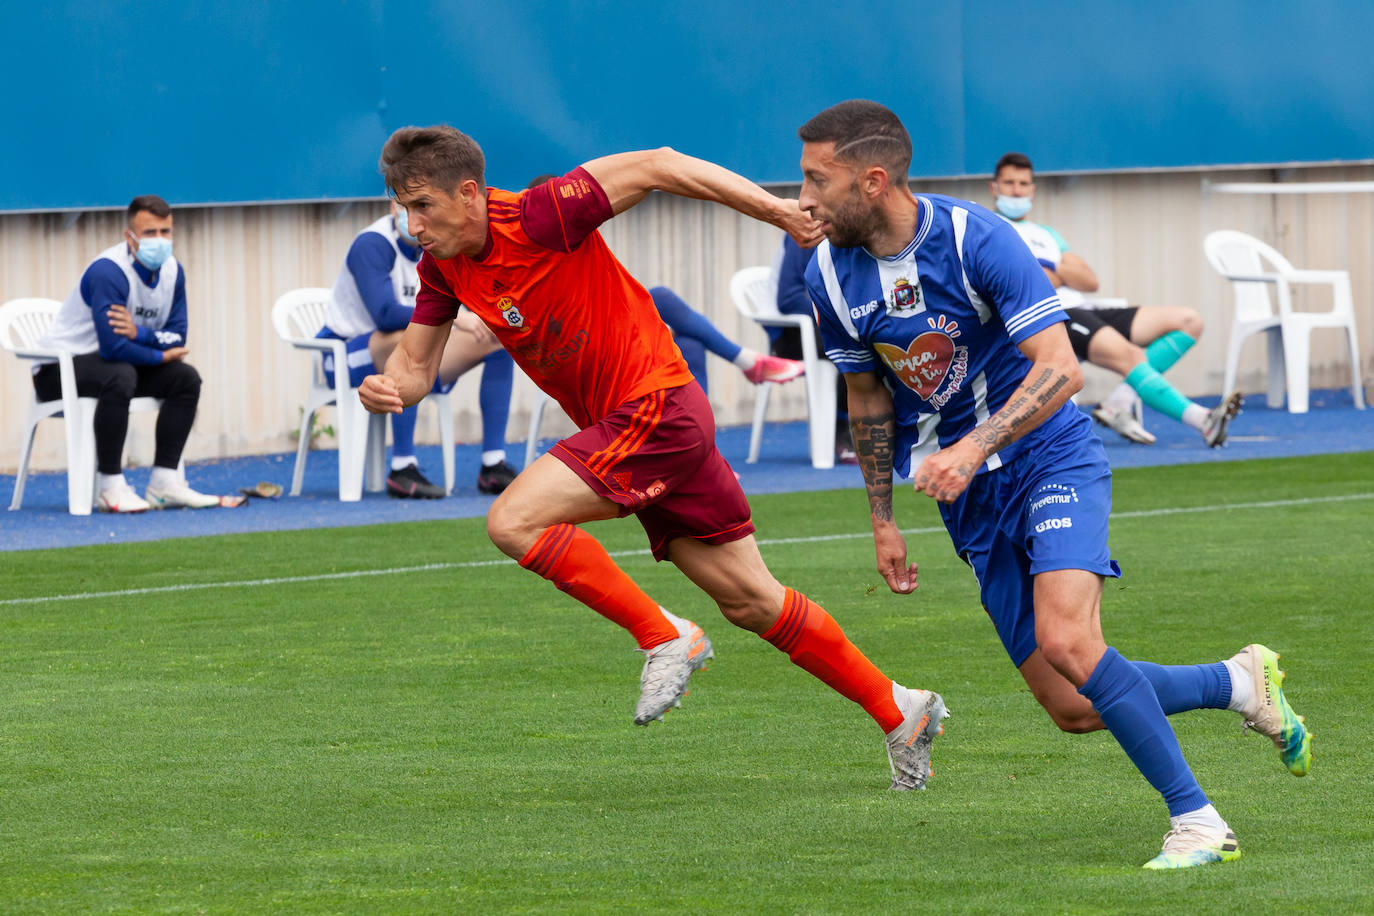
left=1103, top=381, right=1137, bottom=412
left=1171, top=803, right=1227, bottom=833
left=149, top=466, right=180, bottom=489
left=390, top=454, right=418, bottom=471
left=98, top=472, right=128, bottom=491
left=733, top=348, right=759, bottom=370
left=1223, top=659, right=1251, bottom=713
left=481, top=449, right=506, bottom=467
left=1182, top=403, right=1209, bottom=431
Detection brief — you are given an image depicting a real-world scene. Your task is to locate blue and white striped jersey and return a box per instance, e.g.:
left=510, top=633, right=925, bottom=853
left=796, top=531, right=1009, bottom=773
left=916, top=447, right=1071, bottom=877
left=807, top=193, right=1087, bottom=478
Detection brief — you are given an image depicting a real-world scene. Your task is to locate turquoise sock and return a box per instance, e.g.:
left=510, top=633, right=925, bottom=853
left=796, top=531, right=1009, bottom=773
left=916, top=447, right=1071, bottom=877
left=1124, top=363, right=1193, bottom=422
left=1145, top=331, right=1195, bottom=373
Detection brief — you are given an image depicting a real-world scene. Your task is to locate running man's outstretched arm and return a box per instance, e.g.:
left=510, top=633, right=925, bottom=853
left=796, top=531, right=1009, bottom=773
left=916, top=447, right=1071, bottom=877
left=581, top=149, right=824, bottom=247
left=847, top=369, right=919, bottom=595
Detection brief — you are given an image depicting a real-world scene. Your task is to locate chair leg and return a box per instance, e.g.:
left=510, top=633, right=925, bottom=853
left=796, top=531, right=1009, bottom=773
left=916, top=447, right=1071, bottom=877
left=803, top=362, right=837, bottom=470
left=69, top=400, right=97, bottom=516
left=337, top=390, right=370, bottom=502
left=525, top=395, right=549, bottom=470
left=1344, top=327, right=1366, bottom=409
left=1223, top=327, right=1245, bottom=404
left=747, top=384, right=771, bottom=464
left=1281, top=322, right=1310, bottom=414
left=290, top=408, right=315, bottom=496
left=9, top=418, right=39, bottom=511
left=1265, top=330, right=1287, bottom=409
left=436, top=395, right=456, bottom=495
left=365, top=412, right=387, bottom=493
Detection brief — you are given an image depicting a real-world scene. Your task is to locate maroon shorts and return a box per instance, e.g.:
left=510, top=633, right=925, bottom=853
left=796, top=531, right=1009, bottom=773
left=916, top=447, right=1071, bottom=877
left=551, top=382, right=755, bottom=561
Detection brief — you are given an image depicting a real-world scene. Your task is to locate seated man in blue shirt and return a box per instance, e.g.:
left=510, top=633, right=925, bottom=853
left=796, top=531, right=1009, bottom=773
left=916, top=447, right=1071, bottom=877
left=323, top=202, right=513, bottom=497
left=33, top=195, right=215, bottom=513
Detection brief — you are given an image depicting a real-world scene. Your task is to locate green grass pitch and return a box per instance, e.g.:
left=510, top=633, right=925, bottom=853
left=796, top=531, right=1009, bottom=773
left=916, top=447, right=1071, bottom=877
left=2, top=453, right=1371, bottom=913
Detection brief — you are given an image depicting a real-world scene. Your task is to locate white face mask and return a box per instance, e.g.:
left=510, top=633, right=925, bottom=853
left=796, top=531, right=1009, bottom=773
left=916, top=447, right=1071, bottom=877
left=132, top=235, right=173, bottom=270
left=995, top=195, right=1032, bottom=220
left=395, top=209, right=419, bottom=245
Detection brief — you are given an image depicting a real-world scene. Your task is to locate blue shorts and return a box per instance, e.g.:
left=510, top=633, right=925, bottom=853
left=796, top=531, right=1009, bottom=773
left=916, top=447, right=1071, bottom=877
left=937, top=424, right=1121, bottom=667
left=319, top=331, right=455, bottom=395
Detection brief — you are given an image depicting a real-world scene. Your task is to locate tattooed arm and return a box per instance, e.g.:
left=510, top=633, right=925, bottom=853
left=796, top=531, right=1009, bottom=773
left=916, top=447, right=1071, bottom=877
left=847, top=370, right=920, bottom=594
left=912, top=323, right=1082, bottom=504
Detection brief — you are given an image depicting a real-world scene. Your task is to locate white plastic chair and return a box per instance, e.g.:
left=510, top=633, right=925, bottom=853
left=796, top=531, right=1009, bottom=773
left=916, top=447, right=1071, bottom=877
left=524, top=391, right=555, bottom=470
left=729, top=266, right=838, bottom=469
left=0, top=298, right=168, bottom=515
left=271, top=288, right=454, bottom=501
left=1204, top=230, right=1365, bottom=414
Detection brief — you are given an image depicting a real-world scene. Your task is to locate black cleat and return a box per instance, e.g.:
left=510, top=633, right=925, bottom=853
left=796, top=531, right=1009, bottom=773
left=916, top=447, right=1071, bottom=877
left=476, top=460, right=518, bottom=494
left=387, top=464, right=445, bottom=499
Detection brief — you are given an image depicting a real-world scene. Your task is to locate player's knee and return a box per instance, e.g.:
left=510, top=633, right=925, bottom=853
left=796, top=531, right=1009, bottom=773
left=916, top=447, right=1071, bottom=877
left=100, top=363, right=137, bottom=401
left=1179, top=310, right=1204, bottom=339
left=484, top=497, right=529, bottom=559
left=169, top=362, right=201, bottom=399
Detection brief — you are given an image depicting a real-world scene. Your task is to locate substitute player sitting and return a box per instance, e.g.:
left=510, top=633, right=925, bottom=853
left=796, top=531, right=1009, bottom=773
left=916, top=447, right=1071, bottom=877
left=359, top=126, right=946, bottom=789
left=990, top=151, right=1241, bottom=446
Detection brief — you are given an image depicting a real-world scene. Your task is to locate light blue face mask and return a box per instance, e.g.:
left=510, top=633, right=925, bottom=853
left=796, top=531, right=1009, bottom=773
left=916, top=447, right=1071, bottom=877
left=133, top=236, right=173, bottom=270
left=995, top=195, right=1033, bottom=220
left=395, top=209, right=419, bottom=245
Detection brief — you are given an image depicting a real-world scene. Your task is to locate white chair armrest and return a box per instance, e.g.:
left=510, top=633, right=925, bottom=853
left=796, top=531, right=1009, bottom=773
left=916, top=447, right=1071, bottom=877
left=1222, top=272, right=1282, bottom=284
left=287, top=338, right=344, bottom=354
left=1080, top=296, right=1130, bottom=308
left=8, top=346, right=65, bottom=361
left=751, top=314, right=813, bottom=331
left=1283, top=269, right=1349, bottom=285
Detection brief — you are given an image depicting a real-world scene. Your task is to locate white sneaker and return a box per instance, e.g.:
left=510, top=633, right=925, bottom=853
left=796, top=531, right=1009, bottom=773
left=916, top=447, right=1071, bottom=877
left=146, top=479, right=220, bottom=509
left=633, top=614, right=713, bottom=725
left=885, top=686, right=949, bottom=790
left=1142, top=824, right=1240, bottom=869
left=1202, top=391, right=1244, bottom=448
left=1091, top=403, right=1156, bottom=444
left=97, top=481, right=150, bottom=513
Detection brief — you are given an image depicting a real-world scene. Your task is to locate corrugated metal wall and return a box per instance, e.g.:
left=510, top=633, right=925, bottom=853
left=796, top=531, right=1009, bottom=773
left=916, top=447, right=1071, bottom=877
left=2, top=163, right=1371, bottom=472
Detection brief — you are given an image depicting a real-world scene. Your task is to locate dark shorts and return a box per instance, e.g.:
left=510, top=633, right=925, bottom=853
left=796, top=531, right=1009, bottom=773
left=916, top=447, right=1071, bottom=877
left=1064, top=306, right=1138, bottom=360
left=551, top=382, right=754, bottom=561
left=938, top=422, right=1121, bottom=668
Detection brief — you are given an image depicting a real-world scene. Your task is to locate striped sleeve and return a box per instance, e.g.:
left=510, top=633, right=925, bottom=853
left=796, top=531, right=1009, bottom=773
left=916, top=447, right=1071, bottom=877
left=965, top=213, right=1066, bottom=345
left=806, top=244, right=876, bottom=373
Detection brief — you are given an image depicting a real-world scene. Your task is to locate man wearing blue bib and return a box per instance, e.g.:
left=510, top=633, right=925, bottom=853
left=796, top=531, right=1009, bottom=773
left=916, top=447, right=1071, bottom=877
left=798, top=100, right=1310, bottom=869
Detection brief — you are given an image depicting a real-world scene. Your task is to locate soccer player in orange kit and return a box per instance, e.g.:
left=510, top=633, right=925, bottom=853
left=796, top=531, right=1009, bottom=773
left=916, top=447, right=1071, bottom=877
left=358, top=125, right=947, bottom=789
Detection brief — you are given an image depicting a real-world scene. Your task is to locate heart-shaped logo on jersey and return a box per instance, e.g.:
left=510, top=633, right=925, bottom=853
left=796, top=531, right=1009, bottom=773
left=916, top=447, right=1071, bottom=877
left=874, top=333, right=955, bottom=399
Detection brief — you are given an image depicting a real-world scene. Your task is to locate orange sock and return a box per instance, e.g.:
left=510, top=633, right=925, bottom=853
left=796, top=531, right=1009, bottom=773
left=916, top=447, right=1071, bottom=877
left=519, top=523, right=679, bottom=650
left=761, top=588, right=904, bottom=732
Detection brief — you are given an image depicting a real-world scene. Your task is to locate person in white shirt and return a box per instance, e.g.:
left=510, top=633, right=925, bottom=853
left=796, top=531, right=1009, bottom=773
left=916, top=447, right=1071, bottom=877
left=991, top=152, right=1240, bottom=447
left=33, top=195, right=216, bottom=512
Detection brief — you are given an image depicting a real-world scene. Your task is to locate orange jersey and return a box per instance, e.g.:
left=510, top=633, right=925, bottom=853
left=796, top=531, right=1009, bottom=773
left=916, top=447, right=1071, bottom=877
left=413, top=168, right=693, bottom=430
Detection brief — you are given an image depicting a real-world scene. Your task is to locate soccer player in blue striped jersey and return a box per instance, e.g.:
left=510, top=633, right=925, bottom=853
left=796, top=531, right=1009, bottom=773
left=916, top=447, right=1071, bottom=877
left=797, top=100, right=1309, bottom=869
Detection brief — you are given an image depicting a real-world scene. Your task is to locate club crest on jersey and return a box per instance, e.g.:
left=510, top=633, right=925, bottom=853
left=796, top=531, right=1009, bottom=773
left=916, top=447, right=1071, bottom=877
left=886, top=276, right=924, bottom=316
left=496, top=296, right=524, bottom=328
left=873, top=315, right=968, bottom=408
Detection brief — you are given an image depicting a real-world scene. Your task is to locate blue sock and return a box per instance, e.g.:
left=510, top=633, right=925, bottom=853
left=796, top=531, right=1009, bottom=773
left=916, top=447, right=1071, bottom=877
left=1132, top=661, right=1231, bottom=715
left=391, top=405, right=418, bottom=459
left=1078, top=647, right=1210, bottom=817
left=650, top=286, right=742, bottom=362
left=479, top=350, right=514, bottom=454
left=676, top=337, right=709, bottom=395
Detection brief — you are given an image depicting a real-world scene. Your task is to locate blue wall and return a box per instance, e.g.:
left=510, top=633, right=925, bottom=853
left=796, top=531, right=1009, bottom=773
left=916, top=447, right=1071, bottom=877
left=4, top=0, right=1371, bottom=211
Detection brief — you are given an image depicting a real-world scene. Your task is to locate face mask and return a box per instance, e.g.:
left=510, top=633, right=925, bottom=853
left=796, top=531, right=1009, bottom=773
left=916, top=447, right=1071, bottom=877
left=995, top=195, right=1032, bottom=220
left=395, top=209, right=419, bottom=245
left=132, top=235, right=173, bottom=270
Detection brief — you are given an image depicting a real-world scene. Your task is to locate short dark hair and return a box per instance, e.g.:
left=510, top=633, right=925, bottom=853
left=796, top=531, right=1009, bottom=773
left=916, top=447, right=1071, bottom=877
left=526, top=174, right=558, bottom=190
left=994, top=152, right=1034, bottom=179
left=127, top=195, right=171, bottom=224
left=380, top=125, right=486, bottom=196
left=798, top=100, right=912, bottom=184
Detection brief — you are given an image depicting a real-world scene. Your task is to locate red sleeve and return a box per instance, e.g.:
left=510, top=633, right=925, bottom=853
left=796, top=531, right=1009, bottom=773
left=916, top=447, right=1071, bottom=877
left=520, top=166, right=614, bottom=252
left=412, top=253, right=462, bottom=326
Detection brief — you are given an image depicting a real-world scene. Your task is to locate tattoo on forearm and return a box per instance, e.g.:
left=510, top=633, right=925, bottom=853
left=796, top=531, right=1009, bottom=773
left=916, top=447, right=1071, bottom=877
left=968, top=368, right=1070, bottom=456
left=851, top=411, right=895, bottom=521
